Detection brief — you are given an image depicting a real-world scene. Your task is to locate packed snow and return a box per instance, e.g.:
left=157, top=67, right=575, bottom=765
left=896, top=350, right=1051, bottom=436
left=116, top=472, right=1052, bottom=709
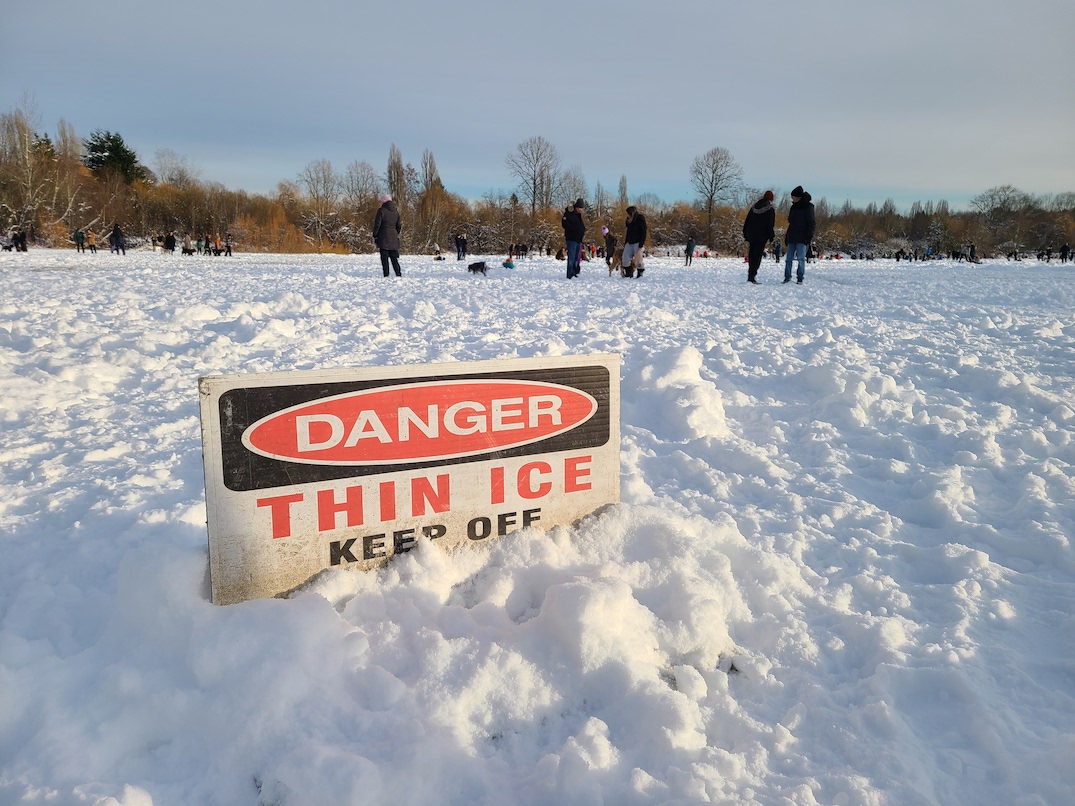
left=1, top=249, right=1073, bottom=805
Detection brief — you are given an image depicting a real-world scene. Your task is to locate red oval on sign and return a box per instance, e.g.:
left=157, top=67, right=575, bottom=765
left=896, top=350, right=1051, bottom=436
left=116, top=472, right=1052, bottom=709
left=241, top=380, right=598, bottom=465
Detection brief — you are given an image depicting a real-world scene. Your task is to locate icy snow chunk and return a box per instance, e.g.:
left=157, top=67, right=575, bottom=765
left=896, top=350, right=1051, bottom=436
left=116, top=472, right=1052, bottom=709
left=625, top=345, right=731, bottom=441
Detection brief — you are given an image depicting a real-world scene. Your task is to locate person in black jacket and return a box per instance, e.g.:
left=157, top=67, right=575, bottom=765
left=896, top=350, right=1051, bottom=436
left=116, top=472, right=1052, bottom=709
left=111, top=223, right=126, bottom=255
left=743, top=191, right=775, bottom=283
left=623, top=206, right=647, bottom=277
left=373, top=193, right=402, bottom=277
left=561, top=198, right=587, bottom=278
left=783, top=186, right=815, bottom=284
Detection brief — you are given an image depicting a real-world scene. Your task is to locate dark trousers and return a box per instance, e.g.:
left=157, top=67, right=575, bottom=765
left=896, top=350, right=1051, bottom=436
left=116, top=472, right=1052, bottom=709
left=747, top=241, right=766, bottom=281
left=380, top=249, right=402, bottom=277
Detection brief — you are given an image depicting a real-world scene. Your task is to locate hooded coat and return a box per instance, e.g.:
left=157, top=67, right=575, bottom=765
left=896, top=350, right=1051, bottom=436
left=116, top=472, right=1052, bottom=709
left=785, top=193, right=816, bottom=246
left=562, top=206, right=586, bottom=243
left=743, top=198, right=776, bottom=244
left=625, top=211, right=647, bottom=247
left=373, top=201, right=401, bottom=250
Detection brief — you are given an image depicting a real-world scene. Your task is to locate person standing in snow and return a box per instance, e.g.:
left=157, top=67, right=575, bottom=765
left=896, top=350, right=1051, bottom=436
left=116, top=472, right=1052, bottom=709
left=455, top=231, right=467, bottom=261
left=373, top=193, right=403, bottom=277
left=561, top=198, right=587, bottom=279
left=685, top=235, right=696, bottom=267
left=602, top=226, right=617, bottom=269
left=743, top=190, right=776, bottom=284
left=783, top=186, right=815, bottom=284
left=623, top=205, right=647, bottom=278
left=111, top=223, right=126, bottom=255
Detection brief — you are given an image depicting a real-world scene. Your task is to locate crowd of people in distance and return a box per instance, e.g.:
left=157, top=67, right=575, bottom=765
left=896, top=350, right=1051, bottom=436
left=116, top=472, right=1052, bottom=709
left=6, top=194, right=1072, bottom=278
left=152, top=231, right=233, bottom=256
left=4, top=225, right=235, bottom=257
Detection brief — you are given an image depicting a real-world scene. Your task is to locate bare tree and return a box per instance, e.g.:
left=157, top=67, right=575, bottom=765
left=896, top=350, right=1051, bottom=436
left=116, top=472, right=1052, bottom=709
left=154, top=149, right=200, bottom=189
left=420, top=149, right=441, bottom=196
left=298, top=159, right=340, bottom=252
left=592, top=180, right=610, bottom=225
left=971, top=185, right=1034, bottom=250
left=386, top=144, right=407, bottom=207
left=505, top=136, right=561, bottom=218
left=416, top=149, right=448, bottom=251
left=689, top=146, right=743, bottom=246
left=338, top=160, right=380, bottom=253
left=50, top=119, right=87, bottom=229
left=617, top=175, right=629, bottom=207
left=558, top=163, right=587, bottom=210
left=0, top=97, right=46, bottom=231
left=342, top=160, right=380, bottom=208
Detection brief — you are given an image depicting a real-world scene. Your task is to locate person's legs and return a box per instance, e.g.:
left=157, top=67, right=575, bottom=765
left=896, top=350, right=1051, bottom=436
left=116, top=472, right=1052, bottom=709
left=784, top=243, right=806, bottom=281
left=566, top=241, right=581, bottom=277
left=390, top=250, right=402, bottom=276
left=380, top=249, right=391, bottom=277
left=747, top=241, right=765, bottom=281
left=621, top=243, right=640, bottom=277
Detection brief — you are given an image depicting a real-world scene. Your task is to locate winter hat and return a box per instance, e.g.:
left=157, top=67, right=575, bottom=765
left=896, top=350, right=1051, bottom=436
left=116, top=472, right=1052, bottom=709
left=791, top=186, right=804, bottom=198
left=763, top=190, right=774, bottom=201
left=378, top=193, right=392, bottom=203
left=574, top=198, right=586, bottom=209
left=601, top=226, right=609, bottom=234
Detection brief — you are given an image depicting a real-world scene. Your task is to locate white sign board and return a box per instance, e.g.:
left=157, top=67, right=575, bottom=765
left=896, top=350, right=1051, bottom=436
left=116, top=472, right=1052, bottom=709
left=199, top=354, right=620, bottom=605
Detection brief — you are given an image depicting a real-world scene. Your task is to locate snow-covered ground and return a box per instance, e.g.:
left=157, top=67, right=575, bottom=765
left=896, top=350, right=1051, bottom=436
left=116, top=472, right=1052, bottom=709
left=1, top=249, right=1073, bottom=805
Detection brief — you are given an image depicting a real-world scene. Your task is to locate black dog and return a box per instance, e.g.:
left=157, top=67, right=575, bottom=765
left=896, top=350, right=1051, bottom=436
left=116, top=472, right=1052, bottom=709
left=467, top=261, right=487, bottom=275
left=181, top=247, right=196, bottom=255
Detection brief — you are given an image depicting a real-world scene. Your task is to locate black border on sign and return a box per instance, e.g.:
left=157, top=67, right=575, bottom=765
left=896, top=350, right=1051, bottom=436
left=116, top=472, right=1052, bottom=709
left=217, top=365, right=611, bottom=491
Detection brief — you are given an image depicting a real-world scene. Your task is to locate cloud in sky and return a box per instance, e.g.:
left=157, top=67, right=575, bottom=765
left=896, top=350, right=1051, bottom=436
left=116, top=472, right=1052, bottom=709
left=4, top=0, right=1073, bottom=209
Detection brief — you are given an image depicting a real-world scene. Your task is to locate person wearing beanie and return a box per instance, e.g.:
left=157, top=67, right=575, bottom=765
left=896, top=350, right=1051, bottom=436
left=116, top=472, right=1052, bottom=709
left=602, top=225, right=618, bottom=269
left=561, top=198, right=587, bottom=279
left=623, top=206, right=648, bottom=278
left=743, top=190, right=776, bottom=283
left=685, top=233, right=696, bottom=267
left=784, top=186, right=815, bottom=284
left=372, top=193, right=403, bottom=277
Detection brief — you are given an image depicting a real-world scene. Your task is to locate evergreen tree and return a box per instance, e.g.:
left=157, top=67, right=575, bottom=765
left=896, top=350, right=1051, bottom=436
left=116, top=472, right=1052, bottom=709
left=82, top=130, right=147, bottom=184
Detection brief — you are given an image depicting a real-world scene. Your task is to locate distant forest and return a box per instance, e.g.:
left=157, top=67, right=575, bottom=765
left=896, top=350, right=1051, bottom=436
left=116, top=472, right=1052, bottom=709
left=2, top=102, right=1072, bottom=257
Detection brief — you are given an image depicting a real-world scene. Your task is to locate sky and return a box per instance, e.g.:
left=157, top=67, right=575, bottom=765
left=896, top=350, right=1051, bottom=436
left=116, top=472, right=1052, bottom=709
left=2, top=249, right=1074, bottom=803
left=4, top=0, right=1074, bottom=210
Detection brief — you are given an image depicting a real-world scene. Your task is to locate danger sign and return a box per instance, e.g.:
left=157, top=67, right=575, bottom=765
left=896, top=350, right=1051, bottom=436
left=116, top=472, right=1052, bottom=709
left=198, top=354, right=620, bottom=605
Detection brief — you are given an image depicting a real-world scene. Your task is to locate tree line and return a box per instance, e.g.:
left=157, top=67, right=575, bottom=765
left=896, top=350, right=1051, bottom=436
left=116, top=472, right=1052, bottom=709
left=2, top=100, right=1072, bottom=257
